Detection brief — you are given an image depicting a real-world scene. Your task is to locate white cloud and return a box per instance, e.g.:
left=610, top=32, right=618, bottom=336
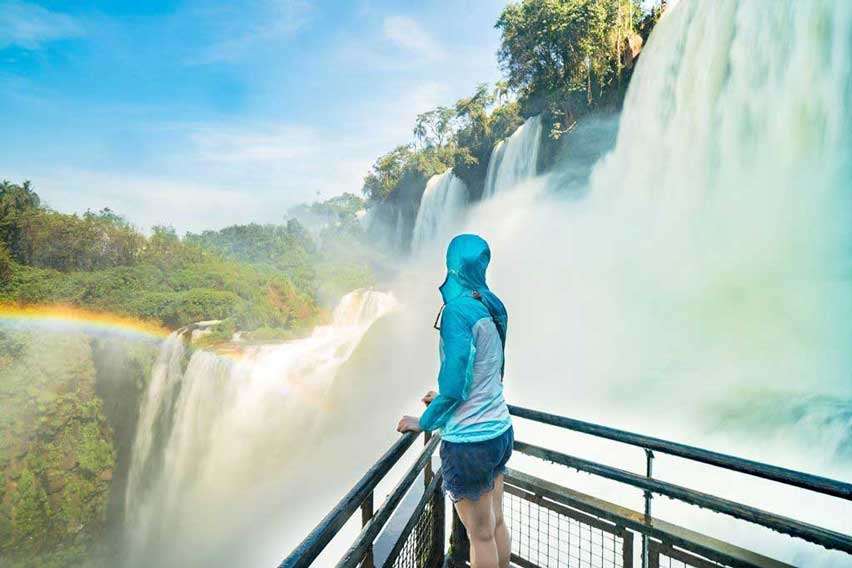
left=189, top=123, right=320, bottom=163
left=1, top=2, right=508, bottom=233
left=187, top=0, right=312, bottom=65
left=0, top=1, right=83, bottom=50
left=382, top=15, right=445, bottom=60
left=19, top=168, right=254, bottom=234
left=5, top=118, right=377, bottom=233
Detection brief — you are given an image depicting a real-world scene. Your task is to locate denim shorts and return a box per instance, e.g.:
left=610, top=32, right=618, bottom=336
left=440, top=426, right=514, bottom=502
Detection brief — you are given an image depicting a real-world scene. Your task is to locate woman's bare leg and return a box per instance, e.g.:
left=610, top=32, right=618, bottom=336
left=455, top=489, right=499, bottom=568
left=492, top=474, right=510, bottom=568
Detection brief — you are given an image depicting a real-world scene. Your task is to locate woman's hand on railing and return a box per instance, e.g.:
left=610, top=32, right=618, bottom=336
left=421, top=390, right=437, bottom=406
left=396, top=416, right=422, bottom=434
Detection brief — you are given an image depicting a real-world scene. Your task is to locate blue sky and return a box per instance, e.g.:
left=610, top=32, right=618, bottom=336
left=0, top=0, right=508, bottom=232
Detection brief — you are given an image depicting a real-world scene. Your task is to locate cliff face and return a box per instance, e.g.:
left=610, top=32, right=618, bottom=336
left=0, top=330, right=155, bottom=567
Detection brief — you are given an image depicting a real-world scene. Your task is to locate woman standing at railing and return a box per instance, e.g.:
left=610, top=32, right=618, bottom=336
left=397, top=234, right=513, bottom=568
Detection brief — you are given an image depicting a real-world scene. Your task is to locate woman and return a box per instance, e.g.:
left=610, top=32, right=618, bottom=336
left=397, top=234, right=512, bottom=568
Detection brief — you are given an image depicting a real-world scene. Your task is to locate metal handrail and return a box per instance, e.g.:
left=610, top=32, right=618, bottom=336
left=281, top=404, right=852, bottom=567
left=337, top=434, right=441, bottom=567
left=514, top=440, right=852, bottom=553
left=278, top=431, right=419, bottom=568
left=508, top=405, right=852, bottom=500
left=381, top=471, right=443, bottom=566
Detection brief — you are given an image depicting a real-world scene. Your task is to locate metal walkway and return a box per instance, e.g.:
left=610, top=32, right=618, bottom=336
left=279, top=405, right=852, bottom=568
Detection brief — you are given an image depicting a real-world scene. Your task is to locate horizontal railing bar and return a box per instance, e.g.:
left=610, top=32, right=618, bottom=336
left=508, top=554, right=542, bottom=568
left=278, top=431, right=419, bottom=568
left=381, top=470, right=443, bottom=567
left=508, top=405, right=852, bottom=500
left=514, top=440, right=852, bottom=553
left=505, top=468, right=792, bottom=568
left=337, top=434, right=442, bottom=568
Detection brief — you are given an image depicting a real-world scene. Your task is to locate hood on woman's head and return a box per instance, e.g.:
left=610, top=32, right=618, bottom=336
left=440, top=234, right=491, bottom=302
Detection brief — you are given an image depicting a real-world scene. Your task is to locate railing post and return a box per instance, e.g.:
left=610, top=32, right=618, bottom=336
left=641, top=448, right=654, bottom=568
left=432, top=485, right=445, bottom=567
left=425, top=432, right=433, bottom=485
left=424, top=432, right=445, bottom=567
left=360, top=492, right=374, bottom=567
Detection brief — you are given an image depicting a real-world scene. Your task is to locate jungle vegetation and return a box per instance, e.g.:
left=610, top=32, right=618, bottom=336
left=0, top=180, right=373, bottom=332
left=361, top=0, right=658, bottom=204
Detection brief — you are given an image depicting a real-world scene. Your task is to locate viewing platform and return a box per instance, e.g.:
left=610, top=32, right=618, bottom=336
left=280, top=406, right=852, bottom=568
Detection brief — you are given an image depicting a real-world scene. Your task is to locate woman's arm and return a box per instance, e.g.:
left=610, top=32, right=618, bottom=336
left=396, top=390, right=436, bottom=433
left=418, top=306, right=474, bottom=432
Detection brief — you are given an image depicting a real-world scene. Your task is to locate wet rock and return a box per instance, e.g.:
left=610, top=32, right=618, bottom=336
left=622, top=32, right=643, bottom=68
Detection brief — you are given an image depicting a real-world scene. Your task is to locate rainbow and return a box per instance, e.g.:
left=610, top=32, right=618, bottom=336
left=0, top=303, right=171, bottom=340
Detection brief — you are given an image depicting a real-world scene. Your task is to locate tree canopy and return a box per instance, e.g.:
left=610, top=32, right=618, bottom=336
left=497, top=0, right=642, bottom=134
left=358, top=0, right=654, bottom=208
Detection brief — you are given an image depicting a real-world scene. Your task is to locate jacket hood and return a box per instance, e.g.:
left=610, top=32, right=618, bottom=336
left=439, top=234, right=491, bottom=303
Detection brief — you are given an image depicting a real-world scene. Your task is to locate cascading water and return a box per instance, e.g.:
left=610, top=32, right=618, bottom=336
left=461, top=0, right=852, bottom=430
left=380, top=1, right=851, bottom=564
left=118, top=2, right=852, bottom=565
left=411, top=169, right=469, bottom=253
left=482, top=114, right=543, bottom=197
left=124, top=289, right=396, bottom=566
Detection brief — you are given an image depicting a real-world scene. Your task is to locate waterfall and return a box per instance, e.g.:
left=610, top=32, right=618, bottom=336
left=411, top=170, right=469, bottom=252
left=124, top=289, right=397, bottom=566
left=482, top=114, right=543, bottom=197
left=470, top=0, right=852, bottom=410
left=374, top=2, right=851, bottom=561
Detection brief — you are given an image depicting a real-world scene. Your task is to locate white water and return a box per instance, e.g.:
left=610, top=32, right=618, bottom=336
left=483, top=114, right=543, bottom=198
left=124, top=289, right=397, bottom=566
left=411, top=169, right=469, bottom=253
left=378, top=1, right=852, bottom=564
left=453, top=0, right=852, bottom=421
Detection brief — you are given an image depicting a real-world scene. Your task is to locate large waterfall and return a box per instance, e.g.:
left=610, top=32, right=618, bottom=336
left=124, top=290, right=397, bottom=566
left=385, top=2, right=851, bottom=564
left=411, top=170, right=469, bottom=252
left=483, top=114, right=543, bottom=198
left=461, top=0, right=852, bottom=415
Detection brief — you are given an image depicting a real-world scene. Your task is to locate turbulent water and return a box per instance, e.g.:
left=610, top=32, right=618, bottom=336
left=124, top=290, right=396, bottom=566
left=483, top=114, right=543, bottom=198
left=411, top=170, right=469, bottom=252
left=386, top=1, right=852, bottom=565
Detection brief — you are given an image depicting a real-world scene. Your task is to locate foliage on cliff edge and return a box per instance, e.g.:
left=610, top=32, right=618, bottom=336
left=0, top=330, right=119, bottom=567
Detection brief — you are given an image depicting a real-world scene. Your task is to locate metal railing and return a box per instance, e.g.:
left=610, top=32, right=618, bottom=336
left=278, top=431, right=443, bottom=568
left=279, top=405, right=852, bottom=568
left=506, top=404, right=852, bottom=567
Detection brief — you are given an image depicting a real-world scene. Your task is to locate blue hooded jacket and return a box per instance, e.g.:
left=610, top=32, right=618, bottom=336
left=418, top=234, right=511, bottom=443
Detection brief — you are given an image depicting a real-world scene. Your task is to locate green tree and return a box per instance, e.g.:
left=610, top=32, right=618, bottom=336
left=309, top=193, right=364, bottom=223
left=0, top=180, right=41, bottom=261
left=413, top=106, right=457, bottom=148
left=362, top=145, right=414, bottom=202
left=142, top=225, right=204, bottom=268
left=497, top=0, right=641, bottom=135
left=0, top=241, right=12, bottom=285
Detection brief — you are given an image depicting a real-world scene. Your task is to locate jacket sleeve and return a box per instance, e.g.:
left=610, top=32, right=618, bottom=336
left=418, top=305, right=475, bottom=432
